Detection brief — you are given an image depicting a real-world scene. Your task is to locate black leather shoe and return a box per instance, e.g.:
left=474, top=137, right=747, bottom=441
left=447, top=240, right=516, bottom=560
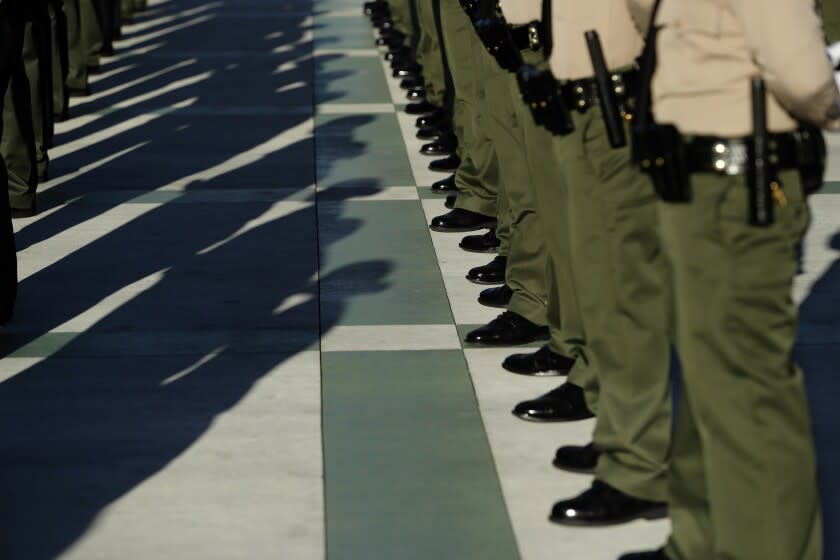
left=459, top=229, right=500, bottom=253
left=464, top=311, right=550, bottom=346
left=430, top=208, right=496, bottom=233
left=466, top=255, right=506, bottom=284
left=376, top=30, right=405, bottom=47
left=549, top=480, right=667, bottom=526
left=429, top=154, right=461, bottom=172
left=619, top=550, right=669, bottom=560
left=417, top=125, right=449, bottom=140
left=389, top=53, right=414, bottom=69
left=553, top=443, right=599, bottom=474
left=364, top=1, right=389, bottom=15
left=478, top=285, right=512, bottom=308
left=431, top=174, right=457, bottom=192
left=405, top=101, right=437, bottom=115
left=502, top=345, right=575, bottom=376
left=392, top=63, right=422, bottom=78
left=385, top=46, right=411, bottom=61
left=416, top=108, right=447, bottom=128
left=512, top=382, right=594, bottom=422
left=406, top=87, right=426, bottom=100
left=401, top=76, right=422, bottom=90
left=421, top=136, right=456, bottom=156
left=445, top=194, right=456, bottom=209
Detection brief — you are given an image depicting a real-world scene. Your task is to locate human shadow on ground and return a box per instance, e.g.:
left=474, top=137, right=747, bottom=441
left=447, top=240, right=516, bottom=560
left=797, top=231, right=840, bottom=557
left=0, top=0, right=398, bottom=557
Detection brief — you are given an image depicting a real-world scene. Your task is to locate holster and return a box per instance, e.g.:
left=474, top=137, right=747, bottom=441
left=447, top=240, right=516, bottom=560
left=474, top=17, right=521, bottom=72
left=516, top=64, right=574, bottom=136
left=633, top=123, right=692, bottom=202
left=793, top=125, right=826, bottom=195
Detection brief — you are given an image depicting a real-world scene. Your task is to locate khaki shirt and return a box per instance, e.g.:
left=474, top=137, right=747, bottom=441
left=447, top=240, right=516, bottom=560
left=500, top=0, right=541, bottom=24
left=650, top=0, right=839, bottom=136
left=549, top=0, right=645, bottom=81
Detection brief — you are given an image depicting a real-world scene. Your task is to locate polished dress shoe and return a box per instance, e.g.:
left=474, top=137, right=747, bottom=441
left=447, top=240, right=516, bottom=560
left=406, top=86, right=426, bottom=100
left=445, top=194, right=456, bottom=209
left=512, top=382, right=594, bottom=422
left=376, top=30, right=405, bottom=47
left=549, top=480, right=667, bottom=526
left=466, top=255, right=506, bottom=284
left=405, top=100, right=437, bottom=115
left=431, top=174, right=457, bottom=192
left=417, top=124, right=449, bottom=140
left=478, top=284, right=513, bottom=308
left=618, top=550, right=669, bottom=560
left=429, top=154, right=461, bottom=172
left=430, top=208, right=496, bottom=233
left=421, top=135, right=457, bottom=156
left=401, top=76, right=422, bottom=90
left=502, top=345, right=575, bottom=376
left=386, top=46, right=412, bottom=61
left=464, top=311, right=550, bottom=346
left=364, top=1, right=389, bottom=15
left=553, top=443, right=599, bottom=474
left=459, top=229, right=500, bottom=253
left=392, top=62, right=422, bottom=78
left=416, top=108, right=447, bottom=128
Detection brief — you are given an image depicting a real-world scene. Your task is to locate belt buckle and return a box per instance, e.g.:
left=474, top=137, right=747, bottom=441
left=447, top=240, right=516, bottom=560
left=527, top=23, right=541, bottom=51
left=712, top=140, right=748, bottom=175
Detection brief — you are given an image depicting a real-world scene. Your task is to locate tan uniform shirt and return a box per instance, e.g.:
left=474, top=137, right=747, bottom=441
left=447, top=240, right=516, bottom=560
left=549, top=0, right=645, bottom=81
left=500, top=0, right=541, bottom=24
left=649, top=0, right=839, bottom=136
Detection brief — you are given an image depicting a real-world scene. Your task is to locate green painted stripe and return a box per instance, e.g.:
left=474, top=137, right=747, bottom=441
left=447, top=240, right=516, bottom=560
left=0, top=330, right=319, bottom=359
left=314, top=14, right=382, bottom=50
left=322, top=350, right=520, bottom=560
left=315, top=55, right=392, bottom=105
left=315, top=113, right=414, bottom=189
left=821, top=181, right=840, bottom=193
left=318, top=200, right=453, bottom=325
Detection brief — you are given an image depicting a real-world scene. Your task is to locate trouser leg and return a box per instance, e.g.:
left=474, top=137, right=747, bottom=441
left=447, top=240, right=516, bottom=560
left=553, top=109, right=672, bottom=501
left=0, top=2, right=22, bottom=323
left=481, top=52, right=547, bottom=326
left=3, top=23, right=39, bottom=212
left=64, top=0, right=88, bottom=91
left=440, top=0, right=497, bottom=216
left=79, top=0, right=102, bottom=69
left=662, top=170, right=821, bottom=559
left=414, top=0, right=445, bottom=108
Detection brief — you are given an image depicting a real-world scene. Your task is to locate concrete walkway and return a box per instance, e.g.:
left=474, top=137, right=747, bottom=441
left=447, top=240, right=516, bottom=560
left=1, top=1, right=838, bottom=558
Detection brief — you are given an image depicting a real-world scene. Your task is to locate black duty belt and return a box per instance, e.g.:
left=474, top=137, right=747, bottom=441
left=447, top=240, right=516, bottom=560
left=510, top=21, right=544, bottom=52
left=559, top=69, right=637, bottom=113
left=686, top=132, right=811, bottom=176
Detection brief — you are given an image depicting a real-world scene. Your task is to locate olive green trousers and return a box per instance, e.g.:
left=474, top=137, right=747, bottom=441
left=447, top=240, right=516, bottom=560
left=824, top=0, right=840, bottom=42
left=386, top=0, right=413, bottom=37
left=64, top=0, right=89, bottom=91
left=440, top=0, right=498, bottom=218
left=551, top=108, right=672, bottom=502
left=80, top=0, right=102, bottom=69
left=3, top=21, right=40, bottom=211
left=414, top=0, right=445, bottom=109
left=661, top=169, right=822, bottom=560
left=480, top=49, right=548, bottom=325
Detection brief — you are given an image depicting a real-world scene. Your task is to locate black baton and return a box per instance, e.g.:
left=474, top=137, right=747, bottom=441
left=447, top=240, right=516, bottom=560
left=748, top=78, right=774, bottom=226
left=585, top=30, right=627, bottom=149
